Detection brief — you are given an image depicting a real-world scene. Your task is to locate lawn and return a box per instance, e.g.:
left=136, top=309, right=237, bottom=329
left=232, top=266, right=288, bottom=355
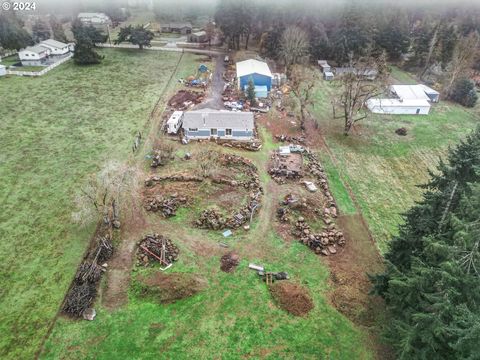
left=311, top=71, right=479, bottom=251
left=0, top=48, right=201, bottom=359
left=0, top=54, right=20, bottom=67
left=41, top=134, right=373, bottom=359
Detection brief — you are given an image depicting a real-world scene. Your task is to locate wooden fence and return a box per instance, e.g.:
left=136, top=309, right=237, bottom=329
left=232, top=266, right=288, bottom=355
left=6, top=54, right=73, bottom=77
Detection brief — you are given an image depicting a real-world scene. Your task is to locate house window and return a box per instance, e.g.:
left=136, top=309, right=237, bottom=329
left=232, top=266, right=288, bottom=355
left=211, top=128, right=217, bottom=136
left=188, top=128, right=198, bottom=132
left=225, top=129, right=232, bottom=136
left=416, top=109, right=420, bottom=114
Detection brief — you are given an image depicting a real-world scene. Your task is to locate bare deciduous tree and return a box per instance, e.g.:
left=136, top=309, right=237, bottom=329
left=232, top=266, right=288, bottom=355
left=280, top=26, right=310, bottom=75
left=332, top=53, right=389, bottom=136
left=289, top=65, right=318, bottom=131
left=444, top=31, right=480, bottom=97
left=72, top=160, right=140, bottom=228
left=196, top=150, right=220, bottom=178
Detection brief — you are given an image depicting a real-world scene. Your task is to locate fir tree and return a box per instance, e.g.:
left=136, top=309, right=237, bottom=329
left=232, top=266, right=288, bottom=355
left=246, top=78, right=256, bottom=106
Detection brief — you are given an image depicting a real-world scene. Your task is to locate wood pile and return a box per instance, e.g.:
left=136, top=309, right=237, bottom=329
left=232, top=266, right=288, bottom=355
left=221, top=140, right=262, bottom=151
left=195, top=209, right=227, bottom=230
left=277, top=207, right=290, bottom=222
left=63, top=232, right=113, bottom=317
left=269, top=153, right=303, bottom=184
left=304, top=153, right=336, bottom=209
left=220, top=252, right=240, bottom=272
left=145, top=174, right=204, bottom=187
left=137, top=234, right=179, bottom=267
left=144, top=194, right=188, bottom=217
left=293, top=217, right=345, bottom=256
left=395, top=127, right=408, bottom=136
left=275, top=134, right=307, bottom=144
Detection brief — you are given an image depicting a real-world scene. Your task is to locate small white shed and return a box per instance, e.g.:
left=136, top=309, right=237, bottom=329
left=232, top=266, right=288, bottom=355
left=167, top=111, right=184, bottom=134
left=324, top=71, right=334, bottom=81
left=0, top=65, right=6, bottom=76
left=367, top=99, right=431, bottom=115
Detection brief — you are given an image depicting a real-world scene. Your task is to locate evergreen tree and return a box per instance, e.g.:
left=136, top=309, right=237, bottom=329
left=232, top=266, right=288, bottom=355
left=246, top=78, right=256, bottom=105
left=449, top=78, right=478, bottom=107
left=373, top=127, right=480, bottom=359
left=71, top=20, right=104, bottom=65
left=0, top=11, right=32, bottom=50
left=374, top=12, right=410, bottom=60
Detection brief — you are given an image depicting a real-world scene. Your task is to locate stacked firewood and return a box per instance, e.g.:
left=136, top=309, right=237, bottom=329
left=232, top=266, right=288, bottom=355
left=304, top=153, right=336, bottom=209
left=275, top=134, right=307, bottom=144
left=293, top=217, right=346, bottom=256
left=144, top=194, right=188, bottom=217
left=137, top=234, right=179, bottom=267
left=195, top=209, right=227, bottom=230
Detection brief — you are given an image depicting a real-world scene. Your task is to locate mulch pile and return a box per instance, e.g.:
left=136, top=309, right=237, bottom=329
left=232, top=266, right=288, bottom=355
left=269, top=282, right=314, bottom=316
left=136, top=272, right=207, bottom=304
left=168, top=90, right=204, bottom=110
left=137, top=234, right=179, bottom=267
left=144, top=194, right=188, bottom=217
left=220, top=252, right=240, bottom=272
left=63, top=232, right=113, bottom=318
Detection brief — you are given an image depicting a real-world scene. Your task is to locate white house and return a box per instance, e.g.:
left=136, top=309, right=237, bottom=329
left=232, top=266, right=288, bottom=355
left=78, top=12, right=111, bottom=25
left=39, top=39, right=70, bottom=56
left=0, top=64, right=6, bottom=76
left=18, top=46, right=49, bottom=66
left=367, top=99, right=431, bottom=115
left=183, top=109, right=254, bottom=141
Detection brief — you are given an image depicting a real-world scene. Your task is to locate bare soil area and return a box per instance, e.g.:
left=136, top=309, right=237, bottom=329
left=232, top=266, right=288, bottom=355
left=269, top=282, right=314, bottom=316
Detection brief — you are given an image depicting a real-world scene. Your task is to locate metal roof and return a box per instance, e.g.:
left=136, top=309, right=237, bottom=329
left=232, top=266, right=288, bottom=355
left=192, top=31, right=207, bottom=36
left=163, top=22, right=192, bottom=28
left=236, top=59, right=272, bottom=79
left=40, top=39, right=68, bottom=49
left=367, top=98, right=431, bottom=107
left=167, top=111, right=183, bottom=125
left=390, top=85, right=430, bottom=101
left=21, top=45, right=48, bottom=54
left=183, top=109, right=254, bottom=129
left=419, top=84, right=440, bottom=95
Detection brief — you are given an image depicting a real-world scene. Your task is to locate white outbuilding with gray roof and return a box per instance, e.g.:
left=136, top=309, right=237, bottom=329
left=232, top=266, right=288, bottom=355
left=183, top=109, right=254, bottom=141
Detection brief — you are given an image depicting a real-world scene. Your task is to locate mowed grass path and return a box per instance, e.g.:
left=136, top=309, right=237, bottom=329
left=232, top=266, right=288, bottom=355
left=311, top=73, right=479, bottom=251
left=0, top=48, right=198, bottom=359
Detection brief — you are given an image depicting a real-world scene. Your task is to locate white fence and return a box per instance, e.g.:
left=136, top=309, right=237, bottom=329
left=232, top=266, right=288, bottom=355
left=6, top=54, right=73, bottom=77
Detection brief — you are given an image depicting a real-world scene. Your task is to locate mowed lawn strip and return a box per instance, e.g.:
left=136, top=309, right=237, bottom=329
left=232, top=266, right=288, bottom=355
left=311, top=71, right=479, bottom=251
left=0, top=48, right=200, bottom=359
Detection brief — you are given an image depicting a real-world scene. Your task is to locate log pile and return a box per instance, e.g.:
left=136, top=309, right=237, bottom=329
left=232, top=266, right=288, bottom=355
left=63, top=232, right=113, bottom=317
left=145, top=174, right=204, bottom=187
left=277, top=207, right=290, bottom=222
left=269, top=153, right=303, bottom=184
left=304, top=153, right=336, bottom=209
left=275, top=134, right=307, bottom=144
left=144, top=194, right=188, bottom=217
left=195, top=209, right=227, bottom=230
left=137, top=234, right=179, bottom=267
left=293, top=217, right=346, bottom=256
left=221, top=140, right=262, bottom=152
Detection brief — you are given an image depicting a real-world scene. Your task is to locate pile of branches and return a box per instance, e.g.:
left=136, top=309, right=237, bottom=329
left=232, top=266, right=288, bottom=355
left=292, top=217, right=345, bottom=256
left=62, top=233, right=113, bottom=317
left=137, top=234, right=179, bottom=267
left=144, top=194, right=188, bottom=217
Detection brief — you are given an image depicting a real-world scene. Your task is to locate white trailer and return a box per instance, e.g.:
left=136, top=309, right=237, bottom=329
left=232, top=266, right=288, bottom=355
left=167, top=111, right=184, bottom=134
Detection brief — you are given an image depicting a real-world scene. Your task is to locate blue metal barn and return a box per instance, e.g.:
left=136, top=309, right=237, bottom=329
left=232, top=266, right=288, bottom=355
left=236, top=59, right=273, bottom=97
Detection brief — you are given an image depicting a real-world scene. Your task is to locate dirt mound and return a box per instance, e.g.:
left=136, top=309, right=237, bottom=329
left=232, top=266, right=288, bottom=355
left=220, top=252, right=240, bottom=272
left=136, top=272, right=207, bottom=304
left=269, top=282, right=314, bottom=316
left=168, top=90, right=204, bottom=110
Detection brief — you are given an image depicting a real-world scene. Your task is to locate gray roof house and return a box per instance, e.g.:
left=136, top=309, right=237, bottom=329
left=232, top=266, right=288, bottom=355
left=183, top=109, right=254, bottom=141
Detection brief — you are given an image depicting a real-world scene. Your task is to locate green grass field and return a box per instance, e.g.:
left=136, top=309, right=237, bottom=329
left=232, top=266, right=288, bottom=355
left=0, top=48, right=201, bottom=359
left=311, top=70, right=479, bottom=251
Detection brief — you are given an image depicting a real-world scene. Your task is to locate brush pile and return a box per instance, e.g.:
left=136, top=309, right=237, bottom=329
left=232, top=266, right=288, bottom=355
left=137, top=234, right=179, bottom=267
left=304, top=152, right=336, bottom=209
left=168, top=90, right=204, bottom=110
left=144, top=194, right=188, bottom=217
left=63, top=233, right=113, bottom=317
left=195, top=209, right=227, bottom=230
left=293, top=217, right=345, bottom=256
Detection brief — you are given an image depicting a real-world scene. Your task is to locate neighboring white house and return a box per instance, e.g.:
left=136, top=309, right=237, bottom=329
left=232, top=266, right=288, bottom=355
left=39, top=39, right=70, bottom=56
left=183, top=109, right=255, bottom=141
left=78, top=12, right=111, bottom=25
left=367, top=99, right=431, bottom=115
left=167, top=111, right=184, bottom=134
left=18, top=46, right=49, bottom=66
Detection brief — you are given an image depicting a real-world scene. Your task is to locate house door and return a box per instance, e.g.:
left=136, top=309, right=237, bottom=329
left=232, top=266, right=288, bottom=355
left=211, top=128, right=217, bottom=137
left=416, top=108, right=421, bottom=114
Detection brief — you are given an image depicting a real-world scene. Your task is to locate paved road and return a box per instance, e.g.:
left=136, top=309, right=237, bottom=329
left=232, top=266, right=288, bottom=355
left=98, top=43, right=225, bottom=56
left=195, top=55, right=226, bottom=110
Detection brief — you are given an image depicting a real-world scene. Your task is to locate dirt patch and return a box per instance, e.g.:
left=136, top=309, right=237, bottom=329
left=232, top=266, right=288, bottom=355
left=136, top=272, right=207, bottom=304
left=269, top=282, right=314, bottom=316
left=168, top=90, right=204, bottom=110
left=220, top=252, right=240, bottom=272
